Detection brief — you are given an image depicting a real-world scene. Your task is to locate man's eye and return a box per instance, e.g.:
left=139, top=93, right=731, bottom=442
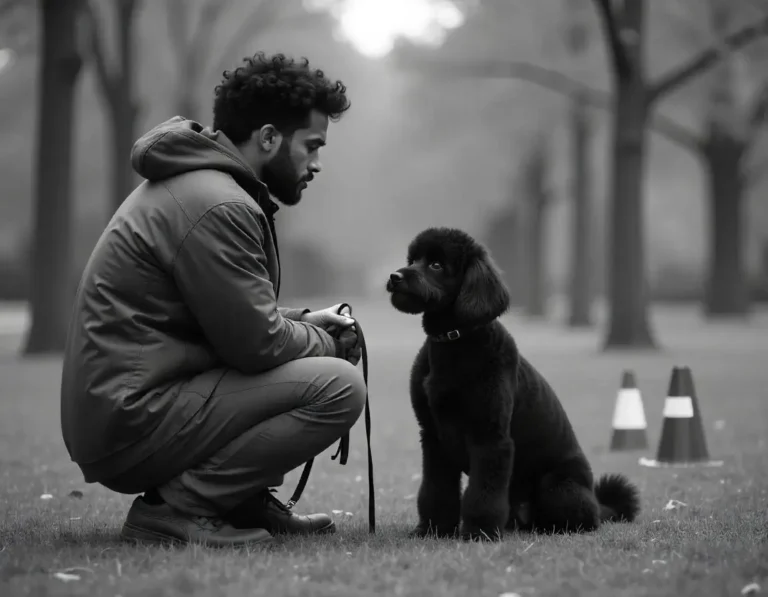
left=429, top=262, right=443, bottom=271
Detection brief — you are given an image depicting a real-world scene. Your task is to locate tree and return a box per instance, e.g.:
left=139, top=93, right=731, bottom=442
left=164, top=0, right=320, bottom=122
left=519, top=131, right=555, bottom=318
left=592, top=0, right=768, bottom=348
left=563, top=0, right=595, bottom=327
left=23, top=0, right=85, bottom=354
left=679, top=0, right=768, bottom=317
left=82, top=0, right=142, bottom=217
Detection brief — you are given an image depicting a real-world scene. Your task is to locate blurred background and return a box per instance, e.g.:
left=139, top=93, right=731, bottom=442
left=1, top=0, right=767, bottom=355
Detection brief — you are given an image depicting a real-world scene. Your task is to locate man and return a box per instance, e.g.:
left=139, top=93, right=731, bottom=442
left=60, top=52, right=366, bottom=547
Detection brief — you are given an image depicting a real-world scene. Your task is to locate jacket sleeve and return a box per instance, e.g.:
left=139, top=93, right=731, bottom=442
left=278, top=307, right=310, bottom=321
left=172, top=201, right=338, bottom=374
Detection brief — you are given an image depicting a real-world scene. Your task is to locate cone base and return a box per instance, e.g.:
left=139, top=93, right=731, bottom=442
left=638, top=456, right=724, bottom=468
left=609, top=428, right=648, bottom=451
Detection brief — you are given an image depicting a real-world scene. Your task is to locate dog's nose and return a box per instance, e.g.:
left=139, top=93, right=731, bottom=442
left=389, top=272, right=404, bottom=285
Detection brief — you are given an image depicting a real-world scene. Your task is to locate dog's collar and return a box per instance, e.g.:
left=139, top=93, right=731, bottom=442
left=428, top=324, right=485, bottom=343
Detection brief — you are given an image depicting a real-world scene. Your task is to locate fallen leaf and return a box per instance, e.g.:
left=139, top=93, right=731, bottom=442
left=499, top=593, right=521, bottom=597
left=331, top=510, right=343, bottom=516
left=663, top=499, right=687, bottom=511
left=53, top=572, right=80, bottom=582
left=40, top=494, right=53, bottom=500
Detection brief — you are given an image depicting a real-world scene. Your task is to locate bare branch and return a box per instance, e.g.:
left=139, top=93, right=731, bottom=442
left=649, top=13, right=768, bottom=103
left=398, top=56, right=703, bottom=152
left=189, top=0, right=230, bottom=76
left=206, top=0, right=318, bottom=77
left=82, top=0, right=116, bottom=99
left=748, top=80, right=768, bottom=128
left=165, top=0, right=190, bottom=62
left=592, top=0, right=632, bottom=77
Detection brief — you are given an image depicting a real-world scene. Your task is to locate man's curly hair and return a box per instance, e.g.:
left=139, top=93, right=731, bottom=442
left=212, top=52, right=351, bottom=145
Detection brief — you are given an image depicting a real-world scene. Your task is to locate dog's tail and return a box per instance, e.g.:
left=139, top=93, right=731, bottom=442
left=595, top=473, right=641, bottom=523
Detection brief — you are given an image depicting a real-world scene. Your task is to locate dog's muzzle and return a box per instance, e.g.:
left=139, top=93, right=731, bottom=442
left=386, top=271, right=405, bottom=292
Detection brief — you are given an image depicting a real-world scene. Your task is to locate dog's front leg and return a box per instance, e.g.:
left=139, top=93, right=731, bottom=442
left=411, top=429, right=462, bottom=538
left=460, top=438, right=514, bottom=541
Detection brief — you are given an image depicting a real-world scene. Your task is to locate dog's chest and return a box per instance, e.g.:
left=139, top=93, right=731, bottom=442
left=422, top=373, right=471, bottom=470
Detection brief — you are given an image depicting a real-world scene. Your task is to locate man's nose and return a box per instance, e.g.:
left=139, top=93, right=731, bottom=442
left=308, top=160, right=322, bottom=174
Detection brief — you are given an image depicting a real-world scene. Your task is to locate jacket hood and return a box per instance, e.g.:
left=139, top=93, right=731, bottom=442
left=131, top=117, right=275, bottom=209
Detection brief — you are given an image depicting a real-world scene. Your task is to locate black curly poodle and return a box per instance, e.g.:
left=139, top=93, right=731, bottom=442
left=386, top=227, right=641, bottom=541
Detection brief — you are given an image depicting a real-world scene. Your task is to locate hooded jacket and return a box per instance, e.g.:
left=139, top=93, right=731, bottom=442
left=60, top=117, right=339, bottom=481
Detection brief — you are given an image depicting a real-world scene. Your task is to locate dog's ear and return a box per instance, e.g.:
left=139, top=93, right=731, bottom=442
left=454, top=253, right=510, bottom=323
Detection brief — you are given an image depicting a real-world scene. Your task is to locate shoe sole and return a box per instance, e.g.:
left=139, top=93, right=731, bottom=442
left=121, top=522, right=274, bottom=548
left=269, top=520, right=337, bottom=536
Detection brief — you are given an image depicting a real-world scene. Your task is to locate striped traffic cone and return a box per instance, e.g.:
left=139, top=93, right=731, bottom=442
left=609, top=370, right=648, bottom=451
left=639, top=366, right=723, bottom=468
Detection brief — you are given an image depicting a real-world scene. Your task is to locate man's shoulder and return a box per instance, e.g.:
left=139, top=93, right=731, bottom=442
left=162, top=169, right=264, bottom=223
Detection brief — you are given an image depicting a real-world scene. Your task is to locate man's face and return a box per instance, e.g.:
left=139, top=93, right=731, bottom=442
left=262, top=109, right=328, bottom=206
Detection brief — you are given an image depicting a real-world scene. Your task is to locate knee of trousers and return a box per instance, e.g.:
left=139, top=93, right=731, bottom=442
left=310, top=357, right=366, bottom=425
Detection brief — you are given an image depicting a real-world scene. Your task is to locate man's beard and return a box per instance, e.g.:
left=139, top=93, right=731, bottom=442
left=262, top=140, right=305, bottom=206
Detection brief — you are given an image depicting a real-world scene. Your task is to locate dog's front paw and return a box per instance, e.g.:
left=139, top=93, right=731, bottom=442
left=410, top=522, right=459, bottom=539
left=459, top=521, right=503, bottom=542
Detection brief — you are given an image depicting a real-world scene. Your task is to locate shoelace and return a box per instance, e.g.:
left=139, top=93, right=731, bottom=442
left=286, top=303, right=376, bottom=534
left=193, top=515, right=224, bottom=530
left=262, top=488, right=292, bottom=514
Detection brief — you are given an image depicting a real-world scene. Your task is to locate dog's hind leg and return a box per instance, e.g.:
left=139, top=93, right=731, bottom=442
left=529, top=467, right=601, bottom=534
left=412, top=428, right=463, bottom=538
left=460, top=438, right=514, bottom=541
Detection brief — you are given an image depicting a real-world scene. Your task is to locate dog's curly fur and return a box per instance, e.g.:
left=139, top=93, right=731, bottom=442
left=385, top=227, right=641, bottom=541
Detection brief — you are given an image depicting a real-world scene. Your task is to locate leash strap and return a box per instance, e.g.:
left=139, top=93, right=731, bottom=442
left=286, top=303, right=376, bottom=534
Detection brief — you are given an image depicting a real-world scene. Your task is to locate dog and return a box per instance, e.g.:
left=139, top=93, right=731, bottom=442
left=385, top=227, right=640, bottom=541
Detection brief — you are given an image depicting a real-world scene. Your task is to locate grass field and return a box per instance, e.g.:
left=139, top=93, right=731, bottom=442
left=1, top=299, right=767, bottom=597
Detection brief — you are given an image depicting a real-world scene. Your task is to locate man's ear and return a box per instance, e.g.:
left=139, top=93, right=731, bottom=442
left=256, top=124, right=282, bottom=153
left=454, top=253, right=510, bottom=324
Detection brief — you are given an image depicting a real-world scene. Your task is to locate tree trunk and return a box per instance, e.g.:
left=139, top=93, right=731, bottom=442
left=108, top=95, right=138, bottom=215
left=522, top=138, right=550, bottom=318
left=108, top=0, right=140, bottom=216
left=23, top=0, right=83, bottom=355
left=525, top=193, right=547, bottom=317
left=567, top=91, right=594, bottom=327
left=603, top=74, right=655, bottom=348
left=702, top=122, right=749, bottom=317
left=602, top=0, right=656, bottom=350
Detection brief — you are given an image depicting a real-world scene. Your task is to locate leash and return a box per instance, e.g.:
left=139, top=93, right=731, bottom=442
left=285, top=303, right=376, bottom=534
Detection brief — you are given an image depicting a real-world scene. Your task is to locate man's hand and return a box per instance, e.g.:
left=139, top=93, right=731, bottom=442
left=302, top=304, right=361, bottom=366
left=301, top=303, right=355, bottom=331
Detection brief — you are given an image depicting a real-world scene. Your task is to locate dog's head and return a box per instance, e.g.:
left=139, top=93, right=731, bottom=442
left=385, top=227, right=510, bottom=325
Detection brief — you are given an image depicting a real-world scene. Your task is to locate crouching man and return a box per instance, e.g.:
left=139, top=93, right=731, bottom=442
left=60, top=52, right=365, bottom=547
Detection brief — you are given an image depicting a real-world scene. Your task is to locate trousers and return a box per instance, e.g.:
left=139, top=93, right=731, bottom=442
left=99, top=356, right=366, bottom=517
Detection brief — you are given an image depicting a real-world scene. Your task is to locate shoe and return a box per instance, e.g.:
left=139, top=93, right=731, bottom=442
left=120, top=495, right=273, bottom=547
left=226, top=489, right=336, bottom=535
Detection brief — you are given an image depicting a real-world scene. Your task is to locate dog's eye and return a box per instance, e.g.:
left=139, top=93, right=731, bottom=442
left=429, top=262, right=443, bottom=271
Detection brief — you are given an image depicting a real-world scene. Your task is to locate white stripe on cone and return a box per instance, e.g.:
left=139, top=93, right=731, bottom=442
left=662, top=396, right=694, bottom=418
left=611, top=388, right=647, bottom=430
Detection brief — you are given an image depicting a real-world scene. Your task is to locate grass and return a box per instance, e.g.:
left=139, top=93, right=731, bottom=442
left=1, top=299, right=768, bottom=596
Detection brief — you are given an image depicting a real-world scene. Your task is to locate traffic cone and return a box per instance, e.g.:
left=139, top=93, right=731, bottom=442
left=609, top=370, right=648, bottom=451
left=639, top=366, right=723, bottom=468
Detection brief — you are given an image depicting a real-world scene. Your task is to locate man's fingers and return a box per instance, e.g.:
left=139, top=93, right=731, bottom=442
left=332, top=313, right=356, bottom=328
